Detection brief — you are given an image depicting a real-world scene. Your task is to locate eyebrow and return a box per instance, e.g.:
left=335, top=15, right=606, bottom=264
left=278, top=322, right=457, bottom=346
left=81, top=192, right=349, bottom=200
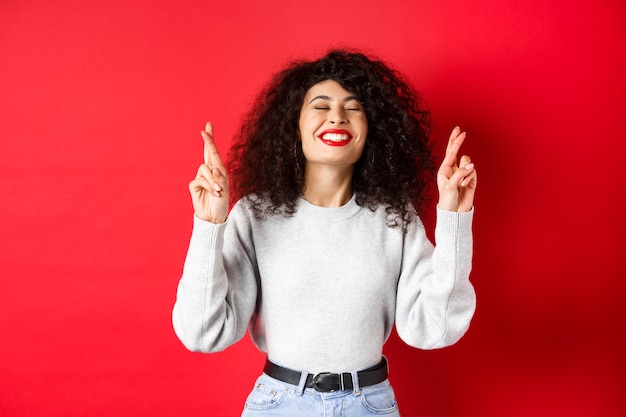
left=308, top=95, right=361, bottom=104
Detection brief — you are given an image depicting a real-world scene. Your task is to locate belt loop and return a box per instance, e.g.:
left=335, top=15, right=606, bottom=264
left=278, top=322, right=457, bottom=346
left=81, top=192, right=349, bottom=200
left=295, top=370, right=308, bottom=396
left=350, top=370, right=361, bottom=395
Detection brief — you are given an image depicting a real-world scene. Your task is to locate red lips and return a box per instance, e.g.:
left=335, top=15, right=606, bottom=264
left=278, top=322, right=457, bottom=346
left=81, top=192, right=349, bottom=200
left=318, top=129, right=353, bottom=146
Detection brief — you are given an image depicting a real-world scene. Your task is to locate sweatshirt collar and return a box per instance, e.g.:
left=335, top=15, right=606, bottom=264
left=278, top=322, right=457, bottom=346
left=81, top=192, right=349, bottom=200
left=296, top=193, right=362, bottom=221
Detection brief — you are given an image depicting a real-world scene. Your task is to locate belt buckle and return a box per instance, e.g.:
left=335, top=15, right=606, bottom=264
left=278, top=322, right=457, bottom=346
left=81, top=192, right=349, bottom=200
left=312, top=372, right=343, bottom=392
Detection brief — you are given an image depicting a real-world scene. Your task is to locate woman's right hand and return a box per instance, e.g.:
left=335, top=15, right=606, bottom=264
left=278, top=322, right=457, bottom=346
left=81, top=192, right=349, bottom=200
left=188, top=122, right=229, bottom=223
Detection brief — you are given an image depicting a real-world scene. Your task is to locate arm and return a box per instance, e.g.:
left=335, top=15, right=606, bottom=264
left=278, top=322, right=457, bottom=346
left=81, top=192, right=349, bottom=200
left=395, top=208, right=475, bottom=349
left=172, top=123, right=257, bottom=352
left=395, top=127, right=478, bottom=348
left=172, top=211, right=258, bottom=353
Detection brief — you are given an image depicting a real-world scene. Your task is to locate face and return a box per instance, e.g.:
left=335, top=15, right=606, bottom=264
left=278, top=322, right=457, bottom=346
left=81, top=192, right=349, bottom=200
left=298, top=79, right=368, bottom=168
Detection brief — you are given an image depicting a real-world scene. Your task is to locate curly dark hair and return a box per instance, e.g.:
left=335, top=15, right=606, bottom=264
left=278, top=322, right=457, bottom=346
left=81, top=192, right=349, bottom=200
left=227, top=49, right=435, bottom=230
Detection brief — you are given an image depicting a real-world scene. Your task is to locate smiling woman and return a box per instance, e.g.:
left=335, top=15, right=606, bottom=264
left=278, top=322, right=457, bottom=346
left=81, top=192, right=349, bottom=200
left=172, top=50, right=478, bottom=416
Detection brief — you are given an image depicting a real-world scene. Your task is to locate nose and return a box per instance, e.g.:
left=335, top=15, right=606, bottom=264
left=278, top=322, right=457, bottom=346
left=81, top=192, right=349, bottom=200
left=329, top=108, right=347, bottom=124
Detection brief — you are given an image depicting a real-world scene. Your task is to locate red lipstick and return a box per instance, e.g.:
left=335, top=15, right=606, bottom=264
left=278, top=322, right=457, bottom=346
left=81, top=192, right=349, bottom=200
left=318, top=129, right=353, bottom=147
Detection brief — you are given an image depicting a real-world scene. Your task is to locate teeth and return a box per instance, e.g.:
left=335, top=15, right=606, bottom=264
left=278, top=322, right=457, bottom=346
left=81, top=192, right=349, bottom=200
left=322, top=133, right=350, bottom=142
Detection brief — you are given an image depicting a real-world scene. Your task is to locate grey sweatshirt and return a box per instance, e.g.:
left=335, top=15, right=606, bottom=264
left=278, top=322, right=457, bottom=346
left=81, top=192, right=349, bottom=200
left=172, top=194, right=476, bottom=374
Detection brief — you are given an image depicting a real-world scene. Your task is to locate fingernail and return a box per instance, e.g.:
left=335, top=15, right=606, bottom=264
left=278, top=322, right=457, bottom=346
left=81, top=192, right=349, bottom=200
left=213, top=183, right=221, bottom=191
left=465, top=163, right=474, bottom=170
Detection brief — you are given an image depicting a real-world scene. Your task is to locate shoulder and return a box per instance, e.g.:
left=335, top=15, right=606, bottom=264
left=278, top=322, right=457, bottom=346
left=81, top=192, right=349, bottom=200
left=362, top=199, right=422, bottom=233
left=232, top=193, right=300, bottom=222
left=230, top=194, right=288, bottom=225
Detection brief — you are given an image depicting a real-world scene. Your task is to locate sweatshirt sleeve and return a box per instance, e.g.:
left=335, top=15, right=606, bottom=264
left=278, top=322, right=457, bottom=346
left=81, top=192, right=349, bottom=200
left=172, top=204, right=258, bottom=353
left=395, top=207, right=476, bottom=349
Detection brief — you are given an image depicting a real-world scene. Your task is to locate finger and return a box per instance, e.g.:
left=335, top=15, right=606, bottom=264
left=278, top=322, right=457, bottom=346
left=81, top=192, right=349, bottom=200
left=196, top=164, right=225, bottom=196
left=196, top=163, right=214, bottom=180
left=194, top=164, right=215, bottom=191
left=193, top=174, right=222, bottom=197
left=212, top=167, right=227, bottom=195
left=449, top=157, right=475, bottom=185
left=202, top=133, right=226, bottom=172
left=201, top=122, right=217, bottom=165
left=461, top=169, right=477, bottom=187
left=442, top=128, right=467, bottom=167
left=201, top=122, right=225, bottom=168
left=191, top=176, right=211, bottom=189
left=459, top=155, right=472, bottom=169
left=445, top=126, right=462, bottom=154
left=189, top=176, right=212, bottom=194
left=201, top=125, right=213, bottom=165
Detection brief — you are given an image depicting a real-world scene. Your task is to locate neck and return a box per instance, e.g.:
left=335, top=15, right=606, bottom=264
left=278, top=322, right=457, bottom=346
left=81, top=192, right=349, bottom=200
left=302, top=163, right=354, bottom=207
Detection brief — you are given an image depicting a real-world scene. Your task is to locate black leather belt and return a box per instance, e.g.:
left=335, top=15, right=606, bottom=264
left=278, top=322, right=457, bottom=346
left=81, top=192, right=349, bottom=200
left=263, top=357, right=388, bottom=392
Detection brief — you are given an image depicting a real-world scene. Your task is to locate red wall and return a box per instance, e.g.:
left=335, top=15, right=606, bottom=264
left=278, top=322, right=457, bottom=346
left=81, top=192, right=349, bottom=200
left=1, top=1, right=625, bottom=416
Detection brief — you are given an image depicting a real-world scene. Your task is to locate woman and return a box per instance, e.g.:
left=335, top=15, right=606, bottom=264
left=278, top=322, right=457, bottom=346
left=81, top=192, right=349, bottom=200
left=173, top=50, right=477, bottom=416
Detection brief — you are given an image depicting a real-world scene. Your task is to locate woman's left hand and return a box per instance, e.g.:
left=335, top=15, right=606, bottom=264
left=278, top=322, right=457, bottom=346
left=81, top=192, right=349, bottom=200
left=437, top=127, right=478, bottom=212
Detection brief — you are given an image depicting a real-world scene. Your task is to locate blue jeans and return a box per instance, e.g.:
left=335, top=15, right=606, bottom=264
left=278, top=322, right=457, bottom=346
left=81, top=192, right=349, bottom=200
left=241, top=373, right=401, bottom=416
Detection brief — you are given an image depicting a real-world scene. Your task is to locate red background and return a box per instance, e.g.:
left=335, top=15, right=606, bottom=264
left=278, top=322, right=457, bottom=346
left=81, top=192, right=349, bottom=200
left=1, top=1, right=625, bottom=416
